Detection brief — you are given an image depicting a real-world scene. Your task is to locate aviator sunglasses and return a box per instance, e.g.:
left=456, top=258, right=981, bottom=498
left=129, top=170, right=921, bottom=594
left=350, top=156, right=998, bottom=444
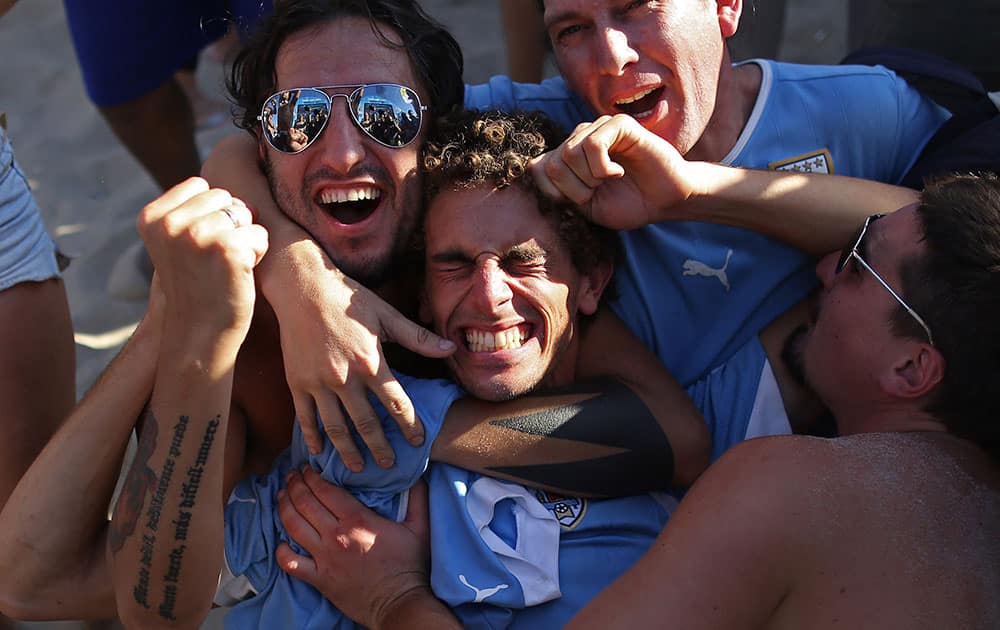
left=835, top=213, right=934, bottom=345
left=258, top=83, right=426, bottom=154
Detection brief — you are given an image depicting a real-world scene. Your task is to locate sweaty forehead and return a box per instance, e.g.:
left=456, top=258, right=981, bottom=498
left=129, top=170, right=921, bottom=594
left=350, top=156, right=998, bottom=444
left=275, top=17, right=420, bottom=92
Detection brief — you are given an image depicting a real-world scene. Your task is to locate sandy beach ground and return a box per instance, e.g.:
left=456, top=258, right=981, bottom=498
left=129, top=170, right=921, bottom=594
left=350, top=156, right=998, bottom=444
left=0, top=1, right=845, bottom=628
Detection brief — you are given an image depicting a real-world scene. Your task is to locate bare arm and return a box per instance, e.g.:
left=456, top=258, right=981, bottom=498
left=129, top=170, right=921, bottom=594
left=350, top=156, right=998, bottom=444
left=201, top=136, right=454, bottom=470
left=432, top=308, right=709, bottom=495
left=0, top=286, right=161, bottom=621
left=565, top=437, right=804, bottom=629
left=108, top=179, right=266, bottom=629
left=532, top=114, right=919, bottom=256
left=0, top=277, right=75, bottom=510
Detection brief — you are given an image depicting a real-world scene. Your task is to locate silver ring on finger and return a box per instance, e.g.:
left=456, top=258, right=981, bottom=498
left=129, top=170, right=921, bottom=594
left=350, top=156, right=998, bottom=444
left=220, top=206, right=240, bottom=228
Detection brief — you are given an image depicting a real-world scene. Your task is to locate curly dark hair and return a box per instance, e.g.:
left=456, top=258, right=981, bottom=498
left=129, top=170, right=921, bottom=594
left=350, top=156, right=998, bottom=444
left=421, top=109, right=620, bottom=276
left=895, top=173, right=1000, bottom=459
left=227, top=0, right=463, bottom=136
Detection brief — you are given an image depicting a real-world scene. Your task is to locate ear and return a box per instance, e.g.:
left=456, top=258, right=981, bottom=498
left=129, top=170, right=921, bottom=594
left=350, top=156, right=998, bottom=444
left=577, top=260, right=615, bottom=316
left=881, top=344, right=945, bottom=400
left=717, top=0, right=742, bottom=40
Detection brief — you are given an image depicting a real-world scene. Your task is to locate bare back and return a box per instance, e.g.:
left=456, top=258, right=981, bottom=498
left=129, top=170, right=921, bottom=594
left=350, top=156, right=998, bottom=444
left=770, top=433, right=1000, bottom=630
left=567, top=432, right=998, bottom=630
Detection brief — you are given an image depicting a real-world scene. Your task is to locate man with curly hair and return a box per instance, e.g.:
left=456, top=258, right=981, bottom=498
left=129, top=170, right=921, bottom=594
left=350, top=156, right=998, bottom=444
left=266, top=168, right=1000, bottom=630
left=206, top=108, right=695, bottom=629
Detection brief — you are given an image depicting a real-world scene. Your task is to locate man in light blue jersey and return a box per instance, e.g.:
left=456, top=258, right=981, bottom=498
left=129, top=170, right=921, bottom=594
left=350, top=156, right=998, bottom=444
left=202, top=0, right=949, bottom=465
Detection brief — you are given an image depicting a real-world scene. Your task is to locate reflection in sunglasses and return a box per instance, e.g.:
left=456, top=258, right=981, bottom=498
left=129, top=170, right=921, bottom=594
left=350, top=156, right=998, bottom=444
left=258, top=83, right=426, bottom=154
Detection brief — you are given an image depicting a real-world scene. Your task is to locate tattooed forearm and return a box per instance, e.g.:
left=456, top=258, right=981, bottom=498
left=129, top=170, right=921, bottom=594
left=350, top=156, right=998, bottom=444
left=110, top=413, right=196, bottom=612
left=109, top=408, right=221, bottom=621
left=158, top=416, right=219, bottom=621
left=486, top=379, right=674, bottom=496
left=109, top=405, right=159, bottom=554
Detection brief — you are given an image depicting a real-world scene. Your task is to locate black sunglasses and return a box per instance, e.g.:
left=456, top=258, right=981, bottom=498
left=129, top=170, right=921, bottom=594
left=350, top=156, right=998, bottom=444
left=836, top=213, right=934, bottom=345
left=258, top=83, right=426, bottom=154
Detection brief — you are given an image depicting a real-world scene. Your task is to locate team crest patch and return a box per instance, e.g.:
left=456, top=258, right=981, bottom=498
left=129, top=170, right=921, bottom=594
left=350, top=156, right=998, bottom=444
left=534, top=489, right=587, bottom=530
left=769, top=149, right=834, bottom=175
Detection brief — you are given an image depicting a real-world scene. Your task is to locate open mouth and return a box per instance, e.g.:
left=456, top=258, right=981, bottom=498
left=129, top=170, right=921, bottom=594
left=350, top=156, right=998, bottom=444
left=317, top=187, right=382, bottom=225
left=614, top=86, right=664, bottom=118
left=464, top=324, right=532, bottom=353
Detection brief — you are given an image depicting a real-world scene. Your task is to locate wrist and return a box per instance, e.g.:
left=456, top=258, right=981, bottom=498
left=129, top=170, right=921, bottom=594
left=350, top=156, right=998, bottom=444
left=374, top=584, right=455, bottom=630
left=162, top=316, right=246, bottom=363
left=259, top=236, right=338, bottom=305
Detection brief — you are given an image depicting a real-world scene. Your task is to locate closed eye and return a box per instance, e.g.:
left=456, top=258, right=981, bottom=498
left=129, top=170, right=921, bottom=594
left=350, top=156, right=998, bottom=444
left=554, top=22, right=585, bottom=43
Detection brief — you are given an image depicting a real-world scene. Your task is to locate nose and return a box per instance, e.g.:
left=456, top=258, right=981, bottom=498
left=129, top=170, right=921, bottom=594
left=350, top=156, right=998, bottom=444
left=595, top=27, right=638, bottom=76
left=312, top=98, right=367, bottom=175
left=470, top=257, right=514, bottom=312
left=815, top=251, right=840, bottom=288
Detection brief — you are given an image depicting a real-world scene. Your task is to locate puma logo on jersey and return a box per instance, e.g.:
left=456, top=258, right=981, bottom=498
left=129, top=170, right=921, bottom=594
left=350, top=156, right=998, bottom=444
left=459, top=575, right=509, bottom=603
left=682, top=249, right=733, bottom=292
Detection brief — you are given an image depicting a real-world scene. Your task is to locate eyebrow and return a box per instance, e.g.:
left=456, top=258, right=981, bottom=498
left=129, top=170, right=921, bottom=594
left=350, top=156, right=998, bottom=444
left=543, top=8, right=581, bottom=29
left=429, top=249, right=471, bottom=265
left=429, top=242, right=548, bottom=265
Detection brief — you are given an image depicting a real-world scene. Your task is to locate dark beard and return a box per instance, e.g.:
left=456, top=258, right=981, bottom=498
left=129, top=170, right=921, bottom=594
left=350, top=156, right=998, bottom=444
left=781, top=324, right=838, bottom=437
left=261, top=154, right=412, bottom=291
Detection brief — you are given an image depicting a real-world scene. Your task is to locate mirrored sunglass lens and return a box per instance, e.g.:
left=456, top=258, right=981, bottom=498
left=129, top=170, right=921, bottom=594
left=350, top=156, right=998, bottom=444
left=262, top=88, right=331, bottom=153
left=351, top=85, right=421, bottom=147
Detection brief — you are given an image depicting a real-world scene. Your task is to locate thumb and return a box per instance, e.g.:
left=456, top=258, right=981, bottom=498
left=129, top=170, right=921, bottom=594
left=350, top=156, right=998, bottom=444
left=403, top=478, right=430, bottom=540
left=276, top=542, right=318, bottom=581
left=383, top=313, right=455, bottom=358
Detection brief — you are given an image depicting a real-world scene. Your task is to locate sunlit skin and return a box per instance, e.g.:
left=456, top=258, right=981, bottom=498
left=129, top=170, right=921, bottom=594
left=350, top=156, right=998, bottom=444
left=543, top=0, right=753, bottom=162
left=421, top=184, right=608, bottom=401
left=262, top=17, right=427, bottom=287
left=795, top=205, right=929, bottom=424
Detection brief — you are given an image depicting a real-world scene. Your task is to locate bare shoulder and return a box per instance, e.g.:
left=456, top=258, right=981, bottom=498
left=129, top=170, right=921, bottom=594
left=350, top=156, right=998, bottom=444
left=703, top=432, right=1000, bottom=542
left=717, top=434, right=1000, bottom=628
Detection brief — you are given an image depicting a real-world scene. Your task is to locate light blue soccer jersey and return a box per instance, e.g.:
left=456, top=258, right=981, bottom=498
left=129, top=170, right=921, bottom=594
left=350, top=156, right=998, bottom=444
left=222, top=374, right=463, bottom=629
left=465, top=60, right=949, bottom=385
left=219, top=339, right=777, bottom=628
left=426, top=338, right=780, bottom=628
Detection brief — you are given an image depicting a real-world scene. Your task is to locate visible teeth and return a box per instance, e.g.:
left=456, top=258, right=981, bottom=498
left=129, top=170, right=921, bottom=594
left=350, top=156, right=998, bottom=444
left=615, top=87, right=656, bottom=106
left=319, top=187, right=381, bottom=204
left=465, top=326, right=527, bottom=353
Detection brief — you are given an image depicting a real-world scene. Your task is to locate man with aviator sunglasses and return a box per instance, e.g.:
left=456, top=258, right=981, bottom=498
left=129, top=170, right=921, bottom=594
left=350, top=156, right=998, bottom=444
left=0, top=0, right=978, bottom=625
left=203, top=0, right=952, bottom=477
left=259, top=83, right=425, bottom=153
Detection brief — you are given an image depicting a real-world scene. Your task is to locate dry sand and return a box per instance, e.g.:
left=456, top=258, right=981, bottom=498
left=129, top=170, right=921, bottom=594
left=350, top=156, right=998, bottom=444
left=0, top=1, right=846, bottom=628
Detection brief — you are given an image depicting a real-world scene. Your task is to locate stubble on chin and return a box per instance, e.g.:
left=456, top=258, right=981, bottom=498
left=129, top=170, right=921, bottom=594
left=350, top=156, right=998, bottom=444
left=261, top=154, right=416, bottom=290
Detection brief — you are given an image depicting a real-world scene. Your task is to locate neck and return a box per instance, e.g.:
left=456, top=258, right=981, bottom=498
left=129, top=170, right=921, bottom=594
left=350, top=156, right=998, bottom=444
left=685, top=59, right=762, bottom=163
left=834, top=403, right=949, bottom=437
